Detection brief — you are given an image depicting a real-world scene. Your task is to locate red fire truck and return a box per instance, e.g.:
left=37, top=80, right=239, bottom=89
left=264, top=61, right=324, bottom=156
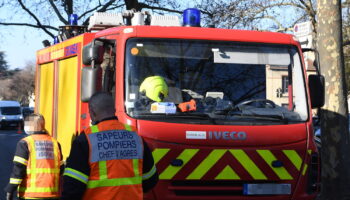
left=35, top=9, right=324, bottom=200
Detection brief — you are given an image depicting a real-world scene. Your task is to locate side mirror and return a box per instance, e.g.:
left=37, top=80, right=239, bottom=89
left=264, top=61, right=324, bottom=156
left=81, top=67, right=102, bottom=102
left=82, top=40, right=104, bottom=66
left=308, top=74, right=325, bottom=108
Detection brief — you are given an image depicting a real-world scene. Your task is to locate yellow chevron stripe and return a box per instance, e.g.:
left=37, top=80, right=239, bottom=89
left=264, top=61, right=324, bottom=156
left=152, top=148, right=170, bottom=164
left=230, top=149, right=267, bottom=180
left=160, top=149, right=199, bottom=180
left=186, top=149, right=226, bottom=180
left=302, top=150, right=312, bottom=175
left=215, top=166, right=240, bottom=180
left=257, top=150, right=293, bottom=180
left=283, top=150, right=302, bottom=171
left=302, top=164, right=308, bottom=175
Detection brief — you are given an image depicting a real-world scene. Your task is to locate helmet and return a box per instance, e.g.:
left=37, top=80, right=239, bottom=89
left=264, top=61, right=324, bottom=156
left=139, top=76, right=168, bottom=102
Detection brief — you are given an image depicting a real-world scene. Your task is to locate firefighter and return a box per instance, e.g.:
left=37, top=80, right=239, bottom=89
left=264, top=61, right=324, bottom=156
left=61, top=92, right=158, bottom=200
left=5, top=114, right=63, bottom=200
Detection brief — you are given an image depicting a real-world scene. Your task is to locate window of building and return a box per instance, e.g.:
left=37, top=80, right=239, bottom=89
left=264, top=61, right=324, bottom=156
left=282, top=76, right=289, bottom=93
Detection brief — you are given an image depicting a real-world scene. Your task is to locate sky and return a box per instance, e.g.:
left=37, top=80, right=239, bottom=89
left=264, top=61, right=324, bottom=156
left=1, top=27, right=45, bottom=69
left=0, top=3, right=58, bottom=70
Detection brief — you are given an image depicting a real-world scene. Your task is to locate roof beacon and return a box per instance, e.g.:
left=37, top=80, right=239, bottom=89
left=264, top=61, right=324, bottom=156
left=183, top=8, right=201, bottom=27
left=69, top=14, right=78, bottom=25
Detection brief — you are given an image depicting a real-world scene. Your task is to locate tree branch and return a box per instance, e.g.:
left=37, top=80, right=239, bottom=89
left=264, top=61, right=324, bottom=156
left=16, top=0, right=55, bottom=38
left=48, top=0, right=68, bottom=24
left=298, top=0, right=317, bottom=28
left=97, top=0, right=118, bottom=12
left=138, top=3, right=183, bottom=14
left=79, top=4, right=102, bottom=20
left=82, top=0, right=123, bottom=25
left=0, top=22, right=59, bottom=31
left=344, top=40, right=350, bottom=47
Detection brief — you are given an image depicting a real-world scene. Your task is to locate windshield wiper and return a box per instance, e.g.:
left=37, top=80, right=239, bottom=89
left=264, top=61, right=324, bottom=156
left=229, top=111, right=289, bottom=124
left=134, top=112, right=217, bottom=124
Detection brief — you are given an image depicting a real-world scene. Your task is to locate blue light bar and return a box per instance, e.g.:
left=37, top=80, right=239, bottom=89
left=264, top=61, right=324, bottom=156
left=69, top=14, right=78, bottom=25
left=54, top=36, right=59, bottom=44
left=183, top=8, right=201, bottom=27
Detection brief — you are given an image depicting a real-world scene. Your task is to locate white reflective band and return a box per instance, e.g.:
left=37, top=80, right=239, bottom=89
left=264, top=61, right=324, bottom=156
left=14, top=156, right=28, bottom=166
left=142, top=165, right=157, bottom=180
left=243, top=184, right=291, bottom=195
left=10, top=178, right=22, bottom=184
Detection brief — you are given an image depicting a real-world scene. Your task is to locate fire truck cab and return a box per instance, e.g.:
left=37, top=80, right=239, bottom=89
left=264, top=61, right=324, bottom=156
left=35, top=9, right=324, bottom=200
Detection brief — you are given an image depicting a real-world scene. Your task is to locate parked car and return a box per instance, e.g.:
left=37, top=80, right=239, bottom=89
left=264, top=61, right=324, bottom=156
left=22, top=107, right=34, bottom=119
left=0, top=101, right=24, bottom=129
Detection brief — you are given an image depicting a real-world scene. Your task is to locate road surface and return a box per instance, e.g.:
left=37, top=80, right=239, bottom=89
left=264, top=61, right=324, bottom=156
left=0, top=129, right=25, bottom=200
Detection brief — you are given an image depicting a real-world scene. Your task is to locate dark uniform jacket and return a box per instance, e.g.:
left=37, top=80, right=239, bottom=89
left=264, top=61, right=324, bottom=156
left=61, top=117, right=158, bottom=200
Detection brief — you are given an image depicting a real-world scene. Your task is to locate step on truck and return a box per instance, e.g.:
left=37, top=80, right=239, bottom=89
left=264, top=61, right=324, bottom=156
left=35, top=8, right=325, bottom=200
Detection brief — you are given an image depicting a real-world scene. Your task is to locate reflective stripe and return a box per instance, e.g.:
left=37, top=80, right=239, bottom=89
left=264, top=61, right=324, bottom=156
left=27, top=136, right=37, bottom=188
left=283, top=150, right=302, bottom=171
left=51, top=137, right=60, bottom=189
left=187, top=149, right=226, bottom=180
left=133, top=159, right=140, bottom=176
left=124, top=124, right=132, bottom=131
left=14, top=156, right=28, bottom=166
left=302, top=164, right=308, bottom=175
left=27, top=168, right=60, bottom=174
left=87, top=176, right=142, bottom=188
left=160, top=149, right=199, bottom=179
left=88, top=124, right=143, bottom=189
left=18, top=186, right=58, bottom=192
left=64, top=168, right=89, bottom=184
left=215, top=166, right=240, bottom=180
left=257, top=150, right=293, bottom=180
left=99, top=161, right=108, bottom=179
left=143, top=165, right=156, bottom=180
left=303, top=150, right=312, bottom=175
left=152, top=148, right=170, bottom=164
left=91, top=125, right=99, bottom=133
left=230, top=150, right=267, bottom=180
left=10, top=178, right=22, bottom=184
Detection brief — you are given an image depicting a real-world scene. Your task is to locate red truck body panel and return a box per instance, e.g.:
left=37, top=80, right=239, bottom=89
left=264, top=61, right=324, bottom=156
left=36, top=25, right=318, bottom=200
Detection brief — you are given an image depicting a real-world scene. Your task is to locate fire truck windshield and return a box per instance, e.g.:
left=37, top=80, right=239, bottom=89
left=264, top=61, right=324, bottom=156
left=125, top=38, right=308, bottom=125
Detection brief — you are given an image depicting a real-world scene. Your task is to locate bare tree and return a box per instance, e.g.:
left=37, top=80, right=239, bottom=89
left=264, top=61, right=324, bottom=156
left=317, top=0, right=350, bottom=199
left=0, top=51, right=9, bottom=78
left=0, top=62, right=35, bottom=105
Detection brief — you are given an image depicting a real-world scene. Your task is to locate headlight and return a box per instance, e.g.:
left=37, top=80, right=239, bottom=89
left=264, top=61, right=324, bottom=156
left=0, top=116, right=5, bottom=120
left=19, top=116, right=23, bottom=119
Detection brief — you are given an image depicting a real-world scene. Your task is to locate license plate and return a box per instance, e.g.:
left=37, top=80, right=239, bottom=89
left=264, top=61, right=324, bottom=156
left=9, top=123, right=17, bottom=126
left=243, top=184, right=291, bottom=195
